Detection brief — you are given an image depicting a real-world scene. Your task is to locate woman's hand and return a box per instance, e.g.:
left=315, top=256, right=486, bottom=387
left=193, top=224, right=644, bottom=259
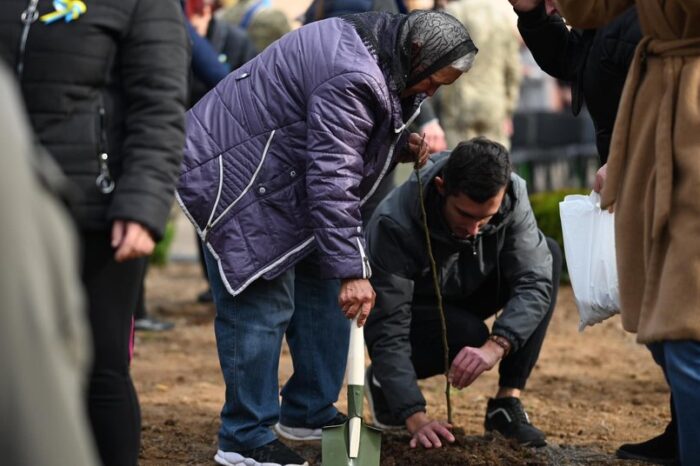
left=593, top=163, right=607, bottom=193
left=338, top=278, right=375, bottom=327
left=397, top=133, right=431, bottom=167
left=111, top=220, right=155, bottom=262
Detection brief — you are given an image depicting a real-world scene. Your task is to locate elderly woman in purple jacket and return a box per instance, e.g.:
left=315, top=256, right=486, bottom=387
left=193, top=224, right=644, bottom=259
left=178, top=10, right=476, bottom=466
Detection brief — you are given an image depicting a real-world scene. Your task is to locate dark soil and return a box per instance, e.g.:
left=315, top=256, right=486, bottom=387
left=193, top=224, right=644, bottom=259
left=135, top=262, right=669, bottom=465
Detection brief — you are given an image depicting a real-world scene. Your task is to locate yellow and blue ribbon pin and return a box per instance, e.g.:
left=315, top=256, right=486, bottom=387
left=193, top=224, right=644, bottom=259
left=40, top=0, right=87, bottom=24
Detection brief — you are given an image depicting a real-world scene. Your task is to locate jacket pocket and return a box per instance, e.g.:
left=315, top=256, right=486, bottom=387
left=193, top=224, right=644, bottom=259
left=205, top=129, right=276, bottom=235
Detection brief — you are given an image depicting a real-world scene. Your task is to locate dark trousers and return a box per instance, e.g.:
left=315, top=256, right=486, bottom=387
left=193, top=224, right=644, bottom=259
left=410, top=237, right=561, bottom=390
left=82, top=232, right=147, bottom=466
left=134, top=263, right=149, bottom=320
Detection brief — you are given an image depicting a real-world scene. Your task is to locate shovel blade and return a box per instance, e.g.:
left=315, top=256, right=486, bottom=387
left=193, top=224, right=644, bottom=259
left=321, top=421, right=381, bottom=466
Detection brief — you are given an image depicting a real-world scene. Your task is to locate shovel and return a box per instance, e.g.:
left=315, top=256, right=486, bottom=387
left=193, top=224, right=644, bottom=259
left=322, top=317, right=381, bottom=466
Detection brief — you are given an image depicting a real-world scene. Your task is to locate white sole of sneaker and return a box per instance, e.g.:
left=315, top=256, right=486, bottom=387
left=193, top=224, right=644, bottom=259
left=214, top=449, right=309, bottom=466
left=274, top=423, right=321, bottom=441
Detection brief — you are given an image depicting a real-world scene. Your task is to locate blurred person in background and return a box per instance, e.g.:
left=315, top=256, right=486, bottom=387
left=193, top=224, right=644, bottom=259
left=435, top=0, right=521, bottom=149
left=178, top=10, right=476, bottom=465
left=512, top=0, right=641, bottom=166
left=187, top=0, right=257, bottom=104
left=0, top=0, right=189, bottom=464
left=516, top=45, right=565, bottom=113
left=217, top=0, right=291, bottom=52
left=540, top=0, right=700, bottom=464
left=0, top=62, right=97, bottom=466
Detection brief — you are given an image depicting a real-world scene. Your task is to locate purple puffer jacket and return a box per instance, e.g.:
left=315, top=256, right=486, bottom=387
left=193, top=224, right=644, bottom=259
left=177, top=17, right=420, bottom=296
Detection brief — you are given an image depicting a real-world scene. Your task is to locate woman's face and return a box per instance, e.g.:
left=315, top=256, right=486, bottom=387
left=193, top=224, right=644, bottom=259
left=401, top=66, right=463, bottom=98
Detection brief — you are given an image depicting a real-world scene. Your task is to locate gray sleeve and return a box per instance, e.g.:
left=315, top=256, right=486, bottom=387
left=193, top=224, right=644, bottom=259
left=0, top=67, right=97, bottom=466
left=365, top=215, right=426, bottom=421
left=492, top=182, right=553, bottom=351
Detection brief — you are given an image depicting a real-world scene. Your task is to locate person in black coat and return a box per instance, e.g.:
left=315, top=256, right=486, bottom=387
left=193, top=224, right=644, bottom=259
left=0, top=1, right=189, bottom=464
left=509, top=1, right=677, bottom=464
left=515, top=1, right=641, bottom=166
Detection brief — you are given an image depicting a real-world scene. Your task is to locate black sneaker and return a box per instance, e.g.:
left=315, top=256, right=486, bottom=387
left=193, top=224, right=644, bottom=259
left=616, top=422, right=679, bottom=465
left=364, top=365, right=403, bottom=430
left=275, top=412, right=348, bottom=441
left=214, top=439, right=308, bottom=466
left=133, top=316, right=174, bottom=332
left=484, top=397, right=546, bottom=447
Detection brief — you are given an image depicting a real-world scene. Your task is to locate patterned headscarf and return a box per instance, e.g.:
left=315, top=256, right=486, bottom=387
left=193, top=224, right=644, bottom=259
left=344, top=10, right=477, bottom=95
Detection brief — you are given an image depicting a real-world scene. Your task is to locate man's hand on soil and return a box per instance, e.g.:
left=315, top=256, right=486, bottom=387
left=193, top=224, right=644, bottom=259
left=448, top=341, right=503, bottom=389
left=406, top=412, right=455, bottom=449
left=338, top=278, right=375, bottom=327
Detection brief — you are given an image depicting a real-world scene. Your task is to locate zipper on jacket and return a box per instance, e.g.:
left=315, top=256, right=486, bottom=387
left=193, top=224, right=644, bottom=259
left=468, top=237, right=477, bottom=256
left=17, top=0, right=39, bottom=79
left=95, top=106, right=115, bottom=194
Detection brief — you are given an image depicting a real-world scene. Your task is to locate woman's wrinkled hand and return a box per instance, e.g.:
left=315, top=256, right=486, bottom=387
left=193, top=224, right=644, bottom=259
left=338, top=278, right=375, bottom=327
left=397, top=132, right=431, bottom=168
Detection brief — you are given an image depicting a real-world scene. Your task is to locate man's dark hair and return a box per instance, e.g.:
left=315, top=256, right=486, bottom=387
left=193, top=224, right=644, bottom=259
left=441, top=137, right=511, bottom=203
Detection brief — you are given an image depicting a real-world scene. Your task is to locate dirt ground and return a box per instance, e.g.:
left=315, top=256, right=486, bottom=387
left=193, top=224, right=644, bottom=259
left=133, top=262, right=670, bottom=465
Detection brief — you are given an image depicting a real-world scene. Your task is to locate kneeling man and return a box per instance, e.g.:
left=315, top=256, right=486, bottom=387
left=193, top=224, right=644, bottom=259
left=364, top=138, right=561, bottom=449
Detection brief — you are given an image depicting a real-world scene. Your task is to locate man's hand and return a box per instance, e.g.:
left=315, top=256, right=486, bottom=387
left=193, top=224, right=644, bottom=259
left=419, top=121, right=448, bottom=153
left=508, top=0, right=543, bottom=12
left=397, top=133, right=431, bottom=167
left=406, top=412, right=455, bottom=449
left=338, top=278, right=375, bottom=327
left=111, top=220, right=155, bottom=262
left=448, top=340, right=504, bottom=389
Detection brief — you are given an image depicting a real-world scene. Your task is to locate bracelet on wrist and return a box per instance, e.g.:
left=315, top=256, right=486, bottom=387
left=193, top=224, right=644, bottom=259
left=488, top=334, right=512, bottom=357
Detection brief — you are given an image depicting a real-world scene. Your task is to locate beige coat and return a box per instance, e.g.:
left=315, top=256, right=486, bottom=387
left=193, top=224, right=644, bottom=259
left=557, top=0, right=700, bottom=343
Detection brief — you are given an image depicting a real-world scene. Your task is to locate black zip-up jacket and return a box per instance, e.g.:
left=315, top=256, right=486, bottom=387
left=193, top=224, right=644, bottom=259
left=364, top=152, right=553, bottom=421
left=0, top=0, right=190, bottom=238
left=516, top=3, right=641, bottom=164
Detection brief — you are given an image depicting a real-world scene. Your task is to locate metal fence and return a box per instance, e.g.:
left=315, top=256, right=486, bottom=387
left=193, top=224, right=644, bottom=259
left=511, top=111, right=599, bottom=193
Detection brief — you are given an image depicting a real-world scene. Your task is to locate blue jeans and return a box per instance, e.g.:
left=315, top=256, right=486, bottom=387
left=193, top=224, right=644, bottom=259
left=648, top=341, right=700, bottom=465
left=204, top=250, right=350, bottom=451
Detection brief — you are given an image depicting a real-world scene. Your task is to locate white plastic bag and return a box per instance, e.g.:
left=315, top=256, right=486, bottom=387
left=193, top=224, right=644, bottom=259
left=559, top=192, right=620, bottom=331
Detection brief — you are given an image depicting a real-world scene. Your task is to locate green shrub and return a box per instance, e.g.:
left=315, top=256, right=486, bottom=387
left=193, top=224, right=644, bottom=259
left=150, top=220, right=175, bottom=266
left=529, top=188, right=588, bottom=281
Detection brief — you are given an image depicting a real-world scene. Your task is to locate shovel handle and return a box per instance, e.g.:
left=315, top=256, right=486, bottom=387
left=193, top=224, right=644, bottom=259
left=347, top=315, right=365, bottom=386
